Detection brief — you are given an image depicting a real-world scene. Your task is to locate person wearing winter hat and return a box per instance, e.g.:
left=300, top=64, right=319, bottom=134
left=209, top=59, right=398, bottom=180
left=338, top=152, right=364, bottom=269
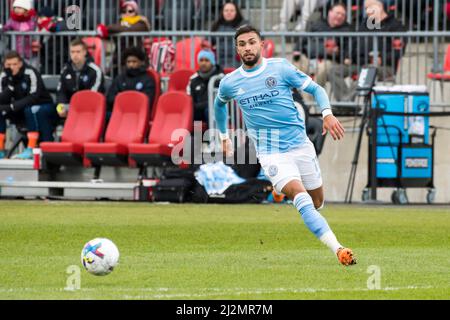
left=96, top=0, right=151, bottom=38
left=1, top=0, right=37, bottom=61
left=187, top=50, right=224, bottom=124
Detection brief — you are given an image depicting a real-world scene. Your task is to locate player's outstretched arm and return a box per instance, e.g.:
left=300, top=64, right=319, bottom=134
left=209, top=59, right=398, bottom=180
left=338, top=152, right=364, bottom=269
left=214, top=96, right=233, bottom=157
left=303, top=81, right=345, bottom=141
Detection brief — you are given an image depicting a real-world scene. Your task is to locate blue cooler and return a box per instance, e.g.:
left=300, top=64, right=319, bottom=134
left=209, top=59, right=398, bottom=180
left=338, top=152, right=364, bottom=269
left=368, top=85, right=434, bottom=192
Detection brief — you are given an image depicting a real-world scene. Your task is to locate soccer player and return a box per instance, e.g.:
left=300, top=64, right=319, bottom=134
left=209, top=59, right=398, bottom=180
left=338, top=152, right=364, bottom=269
left=214, top=25, right=356, bottom=266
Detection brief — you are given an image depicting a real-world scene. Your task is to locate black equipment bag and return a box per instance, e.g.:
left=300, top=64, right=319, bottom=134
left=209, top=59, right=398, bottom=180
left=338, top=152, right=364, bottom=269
left=192, top=178, right=272, bottom=204
left=153, top=178, right=194, bottom=203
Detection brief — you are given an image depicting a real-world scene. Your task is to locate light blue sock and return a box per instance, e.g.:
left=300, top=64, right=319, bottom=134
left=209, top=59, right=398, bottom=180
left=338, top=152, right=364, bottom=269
left=293, top=192, right=342, bottom=253
left=293, top=192, right=331, bottom=238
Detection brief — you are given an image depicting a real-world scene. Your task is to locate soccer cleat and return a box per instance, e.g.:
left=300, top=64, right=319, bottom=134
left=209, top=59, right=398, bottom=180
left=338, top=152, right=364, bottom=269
left=12, top=147, right=33, bottom=160
left=272, top=190, right=285, bottom=203
left=337, top=247, right=357, bottom=266
left=0, top=150, right=5, bottom=159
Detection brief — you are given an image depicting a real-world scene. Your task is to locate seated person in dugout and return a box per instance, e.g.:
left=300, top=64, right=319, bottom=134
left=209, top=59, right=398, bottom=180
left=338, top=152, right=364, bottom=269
left=0, top=51, right=56, bottom=160
left=56, top=38, right=105, bottom=118
left=187, top=50, right=224, bottom=126
left=106, top=47, right=156, bottom=118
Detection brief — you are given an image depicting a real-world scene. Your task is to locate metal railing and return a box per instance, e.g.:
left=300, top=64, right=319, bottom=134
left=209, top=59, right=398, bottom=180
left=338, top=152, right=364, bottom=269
left=3, top=30, right=450, bottom=104
left=0, top=0, right=448, bottom=32
left=207, top=73, right=247, bottom=151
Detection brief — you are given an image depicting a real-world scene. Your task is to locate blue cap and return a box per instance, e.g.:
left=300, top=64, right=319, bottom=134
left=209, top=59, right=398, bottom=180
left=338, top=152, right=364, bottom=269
left=197, top=50, right=216, bottom=65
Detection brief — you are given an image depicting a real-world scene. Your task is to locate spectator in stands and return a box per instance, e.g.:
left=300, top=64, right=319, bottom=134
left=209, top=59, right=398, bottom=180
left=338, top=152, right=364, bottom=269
left=56, top=39, right=105, bottom=118
left=0, top=0, right=37, bottom=61
left=293, top=2, right=352, bottom=88
left=37, top=6, right=67, bottom=33
left=106, top=47, right=155, bottom=116
left=272, top=0, right=328, bottom=31
left=36, top=6, right=69, bottom=74
left=96, top=0, right=151, bottom=37
left=187, top=50, right=224, bottom=125
left=0, top=51, right=56, bottom=160
left=328, top=0, right=407, bottom=101
left=211, top=2, right=248, bottom=69
left=96, top=0, right=151, bottom=75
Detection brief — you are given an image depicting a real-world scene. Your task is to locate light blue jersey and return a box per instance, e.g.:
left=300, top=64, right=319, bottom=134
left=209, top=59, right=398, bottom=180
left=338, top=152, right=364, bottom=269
left=216, top=58, right=330, bottom=155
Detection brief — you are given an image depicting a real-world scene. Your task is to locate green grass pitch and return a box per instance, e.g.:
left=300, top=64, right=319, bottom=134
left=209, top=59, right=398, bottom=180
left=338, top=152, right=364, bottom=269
left=0, top=200, right=449, bottom=300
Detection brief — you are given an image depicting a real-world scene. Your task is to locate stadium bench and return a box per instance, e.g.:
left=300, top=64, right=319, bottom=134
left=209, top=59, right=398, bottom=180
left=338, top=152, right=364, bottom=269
left=129, top=91, right=193, bottom=168
left=84, top=91, right=149, bottom=167
left=167, top=68, right=195, bottom=92
left=40, top=91, right=106, bottom=167
left=147, top=68, right=161, bottom=121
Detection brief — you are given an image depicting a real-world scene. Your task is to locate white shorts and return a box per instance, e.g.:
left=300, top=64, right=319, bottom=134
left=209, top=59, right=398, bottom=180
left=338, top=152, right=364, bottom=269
left=259, top=140, right=323, bottom=194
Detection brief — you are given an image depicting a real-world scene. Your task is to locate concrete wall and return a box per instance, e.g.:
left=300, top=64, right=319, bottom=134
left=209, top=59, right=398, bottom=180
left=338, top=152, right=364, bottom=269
left=320, top=42, right=450, bottom=204
left=319, top=116, right=450, bottom=204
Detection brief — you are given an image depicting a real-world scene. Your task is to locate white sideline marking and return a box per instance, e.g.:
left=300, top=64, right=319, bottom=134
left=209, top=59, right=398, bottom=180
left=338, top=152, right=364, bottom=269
left=0, top=285, right=438, bottom=299
left=121, top=286, right=437, bottom=299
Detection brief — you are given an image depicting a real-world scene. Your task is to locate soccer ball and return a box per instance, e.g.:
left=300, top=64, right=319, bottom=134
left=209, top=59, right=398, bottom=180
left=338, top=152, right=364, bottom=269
left=81, top=238, right=119, bottom=276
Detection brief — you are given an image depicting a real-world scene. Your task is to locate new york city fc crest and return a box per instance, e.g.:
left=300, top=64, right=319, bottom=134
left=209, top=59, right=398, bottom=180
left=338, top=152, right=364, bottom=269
left=268, top=165, right=278, bottom=177
left=265, top=77, right=277, bottom=89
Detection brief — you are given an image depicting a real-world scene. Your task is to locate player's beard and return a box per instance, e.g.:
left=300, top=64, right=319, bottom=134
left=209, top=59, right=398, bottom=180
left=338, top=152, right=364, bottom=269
left=241, top=52, right=261, bottom=67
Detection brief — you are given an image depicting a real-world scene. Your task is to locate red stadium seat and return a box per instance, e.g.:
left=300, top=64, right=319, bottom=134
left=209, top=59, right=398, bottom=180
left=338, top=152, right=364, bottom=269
left=175, top=37, right=211, bottom=71
left=223, top=67, right=236, bottom=74
left=447, top=2, right=450, bottom=20
left=129, top=91, right=193, bottom=167
left=262, top=39, right=275, bottom=58
left=84, top=91, right=149, bottom=166
left=147, top=68, right=161, bottom=121
left=167, top=68, right=195, bottom=92
left=143, top=37, right=153, bottom=56
left=427, top=44, right=450, bottom=99
left=427, top=44, right=450, bottom=81
left=40, top=91, right=106, bottom=166
left=82, top=37, right=104, bottom=67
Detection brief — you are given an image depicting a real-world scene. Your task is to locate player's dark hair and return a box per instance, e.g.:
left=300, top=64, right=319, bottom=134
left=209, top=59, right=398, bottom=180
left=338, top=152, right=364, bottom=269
left=329, top=2, right=347, bottom=12
left=234, top=25, right=262, bottom=41
left=4, top=51, right=22, bottom=62
left=70, top=38, right=87, bottom=51
left=122, top=46, right=147, bottom=64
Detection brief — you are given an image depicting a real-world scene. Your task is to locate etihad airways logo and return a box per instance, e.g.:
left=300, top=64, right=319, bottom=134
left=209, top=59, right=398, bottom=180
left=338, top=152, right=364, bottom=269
left=239, top=90, right=280, bottom=108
